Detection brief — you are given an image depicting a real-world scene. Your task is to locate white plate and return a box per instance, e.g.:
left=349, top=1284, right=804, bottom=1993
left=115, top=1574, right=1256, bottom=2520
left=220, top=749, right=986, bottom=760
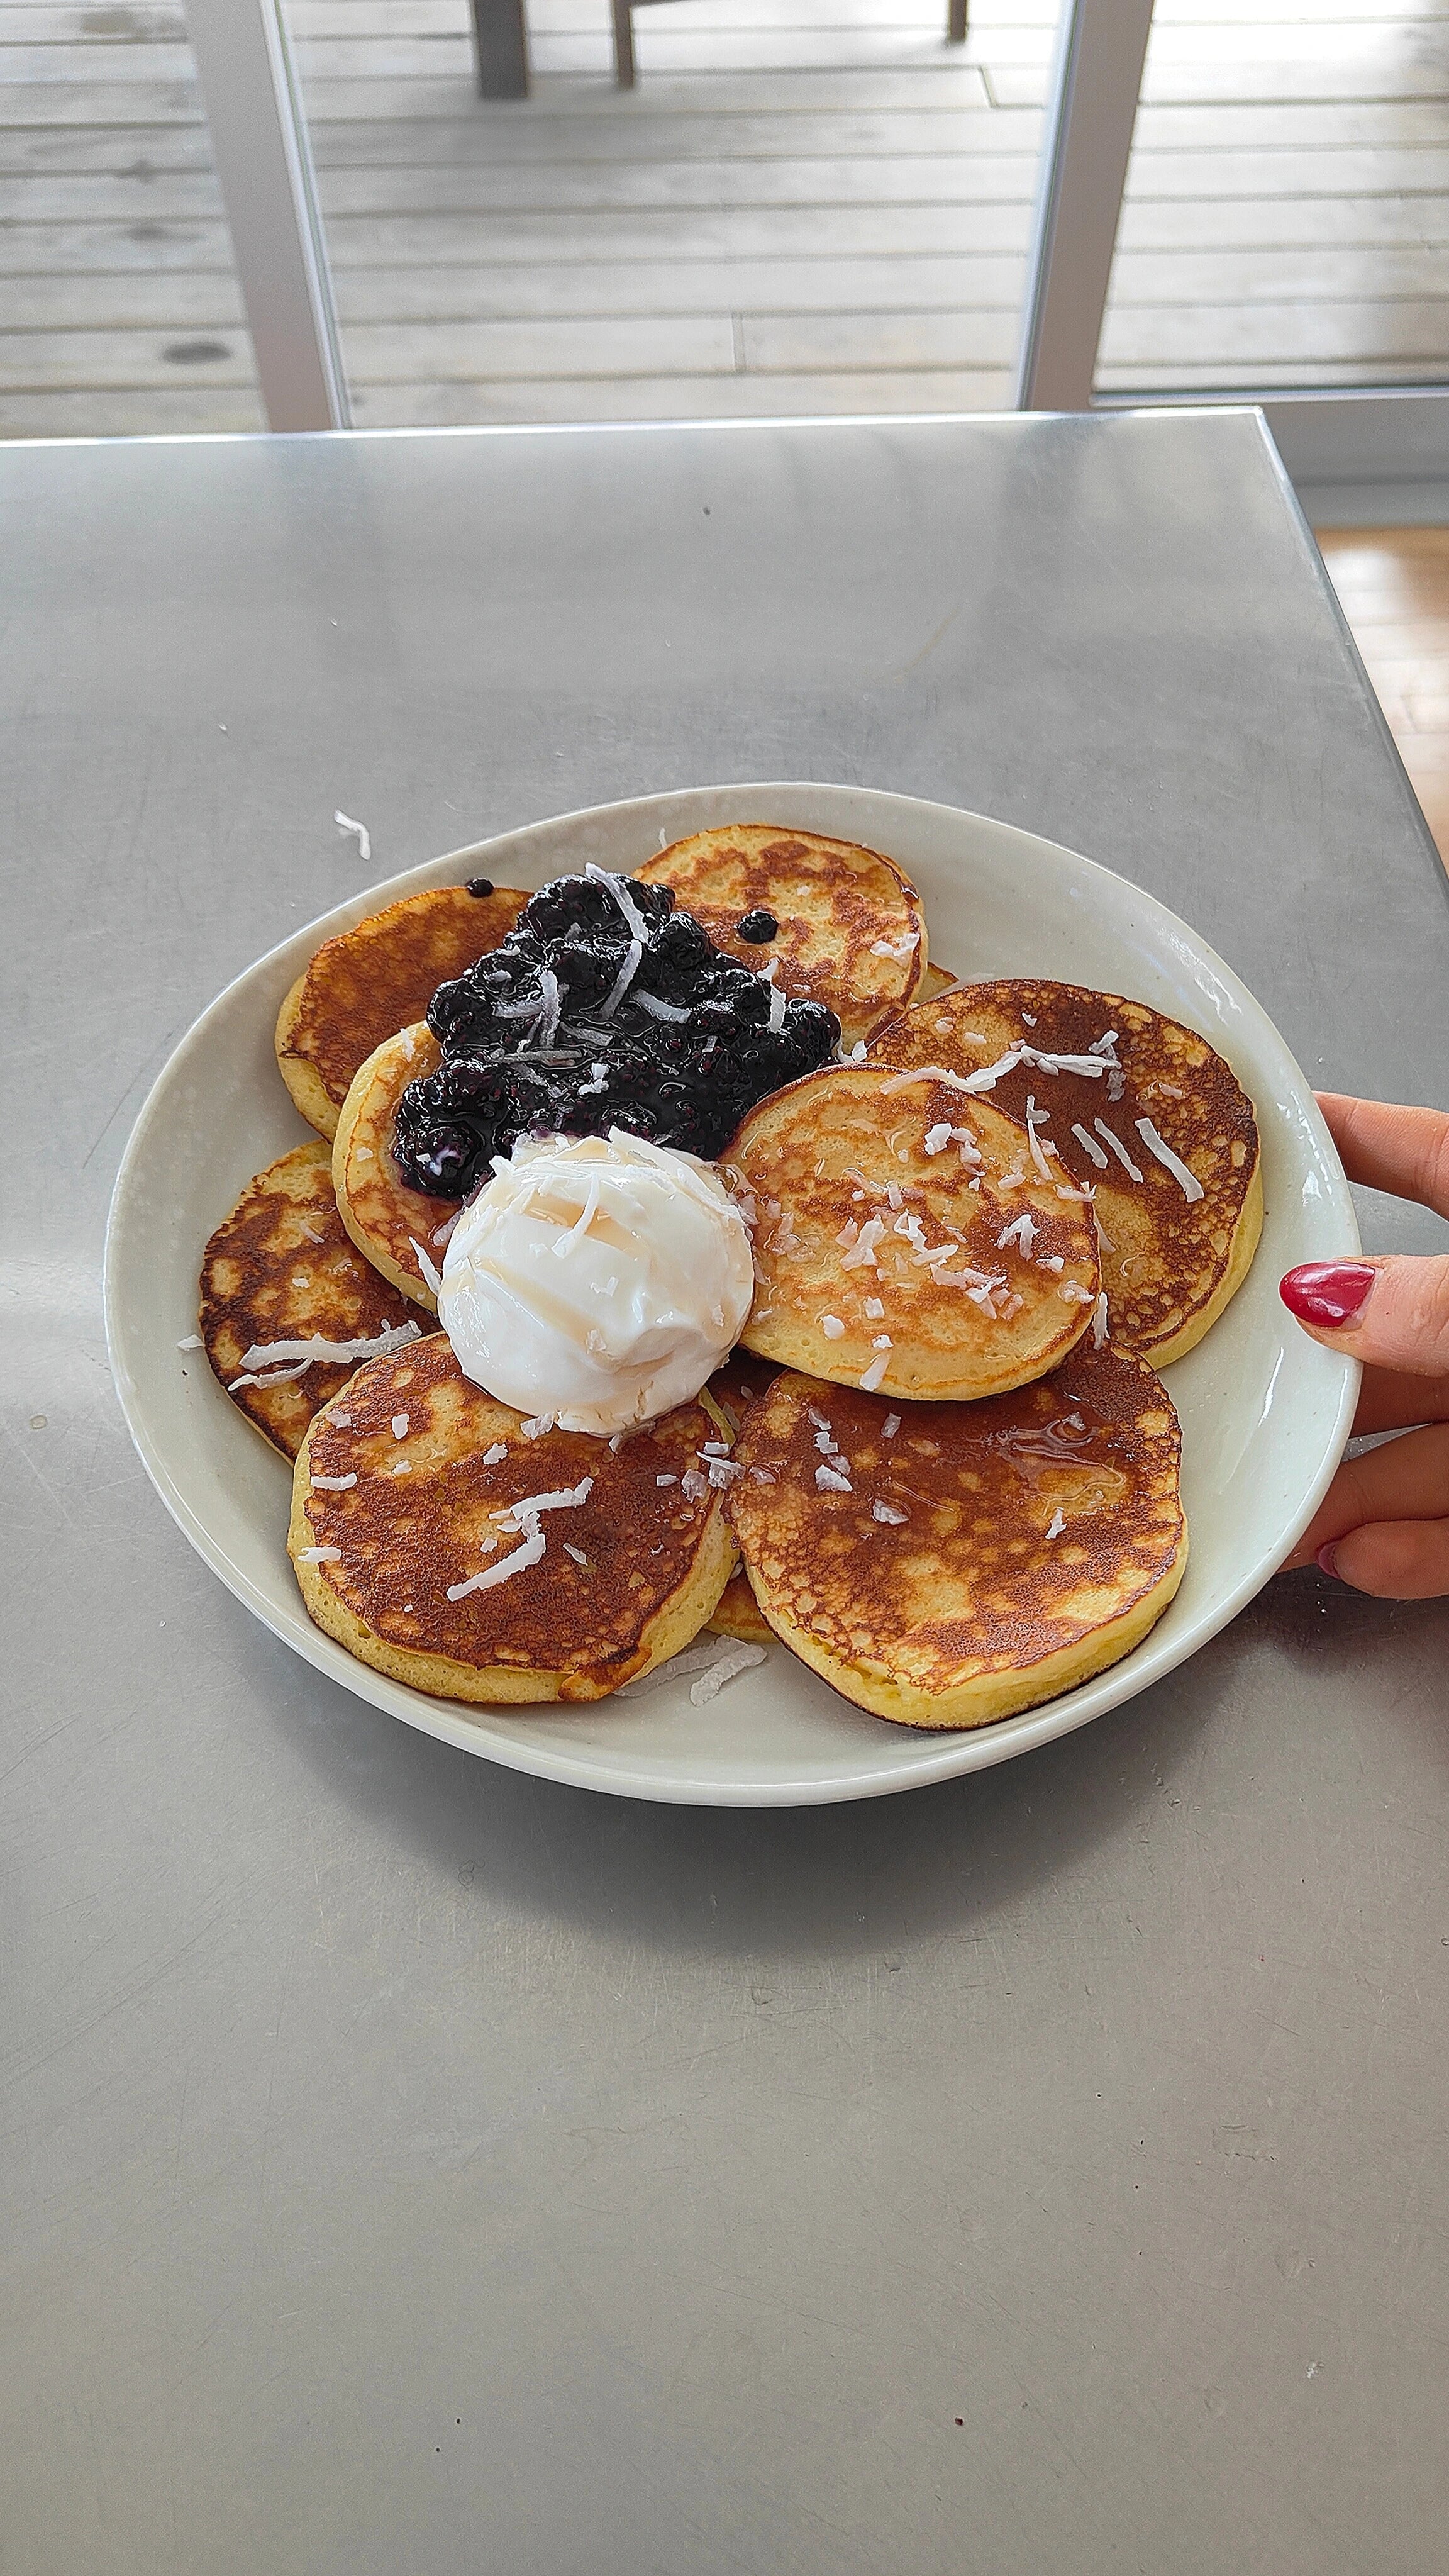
left=105, top=784, right=1359, bottom=1807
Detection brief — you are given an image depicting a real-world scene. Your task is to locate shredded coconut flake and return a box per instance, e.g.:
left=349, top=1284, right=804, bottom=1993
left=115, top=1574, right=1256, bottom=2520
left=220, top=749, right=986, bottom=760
left=820, top=1314, right=846, bottom=1339
left=859, top=1354, right=890, bottom=1392
left=680, top=1467, right=710, bottom=1502
left=298, top=1545, right=341, bottom=1563
left=816, top=1463, right=852, bottom=1493
left=586, top=862, right=651, bottom=944
left=492, top=1475, right=594, bottom=1532
left=229, top=1359, right=318, bottom=1391
left=690, top=1641, right=768, bottom=1703
left=480, top=1442, right=508, bottom=1466
left=409, top=1235, right=445, bottom=1296
left=1092, top=1291, right=1110, bottom=1347
left=840, top=1217, right=886, bottom=1271
left=869, top=931, right=919, bottom=960
left=447, top=1520, right=547, bottom=1600
left=1026, top=1118, right=1057, bottom=1185
left=563, top=1542, right=589, bottom=1567
left=863, top=1296, right=886, bottom=1319
left=1093, top=1117, right=1144, bottom=1181
left=334, top=810, right=370, bottom=862
left=391, top=1413, right=409, bottom=1439
left=332, top=1411, right=352, bottom=1427
left=997, top=1212, right=1038, bottom=1256
left=238, top=1320, right=420, bottom=1371
left=597, top=935, right=644, bottom=1021
left=1071, top=1122, right=1110, bottom=1170
left=635, top=987, right=691, bottom=1023
left=872, top=1500, right=908, bottom=1525
left=177, top=1334, right=202, bottom=1351
left=311, top=1471, right=357, bottom=1490
left=882, top=1413, right=901, bottom=1439
left=520, top=1414, right=555, bottom=1439
left=656, top=1472, right=677, bottom=1487
left=923, top=1122, right=953, bottom=1156
left=1135, top=1118, right=1204, bottom=1200
left=1045, top=1508, right=1067, bottom=1541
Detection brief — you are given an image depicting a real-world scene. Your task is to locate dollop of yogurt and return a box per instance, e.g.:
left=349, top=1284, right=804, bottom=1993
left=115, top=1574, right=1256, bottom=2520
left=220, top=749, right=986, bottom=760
left=437, top=1129, right=755, bottom=1436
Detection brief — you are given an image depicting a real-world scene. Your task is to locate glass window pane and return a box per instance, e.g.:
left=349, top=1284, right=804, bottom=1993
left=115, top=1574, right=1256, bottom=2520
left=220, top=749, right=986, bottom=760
left=1099, top=0, right=1449, bottom=395
left=0, top=0, right=264, bottom=435
left=284, top=0, right=1058, bottom=426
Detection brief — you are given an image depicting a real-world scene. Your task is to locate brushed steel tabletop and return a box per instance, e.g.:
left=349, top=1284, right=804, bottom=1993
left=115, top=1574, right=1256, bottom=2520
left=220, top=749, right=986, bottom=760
left=3, top=410, right=1447, bottom=2576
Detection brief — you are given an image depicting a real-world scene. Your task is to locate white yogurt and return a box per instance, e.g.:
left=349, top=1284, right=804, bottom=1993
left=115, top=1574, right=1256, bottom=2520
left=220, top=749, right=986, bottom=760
left=437, top=1129, right=754, bottom=1437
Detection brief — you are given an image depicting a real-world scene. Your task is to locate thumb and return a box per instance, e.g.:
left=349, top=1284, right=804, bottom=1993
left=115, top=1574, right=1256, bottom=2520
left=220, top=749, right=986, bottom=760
left=1279, top=1255, right=1449, bottom=1376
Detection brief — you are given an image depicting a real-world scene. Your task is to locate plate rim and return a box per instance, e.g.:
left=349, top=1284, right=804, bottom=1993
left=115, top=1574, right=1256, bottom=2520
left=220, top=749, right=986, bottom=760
left=104, top=781, right=1361, bottom=1807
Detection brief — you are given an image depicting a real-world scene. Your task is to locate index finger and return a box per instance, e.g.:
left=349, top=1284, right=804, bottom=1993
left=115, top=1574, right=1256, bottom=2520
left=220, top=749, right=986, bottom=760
left=1316, top=1094, right=1449, bottom=1218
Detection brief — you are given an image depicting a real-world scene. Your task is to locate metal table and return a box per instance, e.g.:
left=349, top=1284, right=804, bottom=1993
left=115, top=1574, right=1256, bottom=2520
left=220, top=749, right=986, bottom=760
left=4, top=410, right=1447, bottom=2575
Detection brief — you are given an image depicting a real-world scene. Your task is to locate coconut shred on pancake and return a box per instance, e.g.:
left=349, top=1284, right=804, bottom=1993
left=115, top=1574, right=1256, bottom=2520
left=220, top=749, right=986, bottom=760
left=289, top=1335, right=735, bottom=1703
left=726, top=1344, right=1187, bottom=1729
left=870, top=979, right=1262, bottom=1367
left=727, top=1062, right=1101, bottom=1403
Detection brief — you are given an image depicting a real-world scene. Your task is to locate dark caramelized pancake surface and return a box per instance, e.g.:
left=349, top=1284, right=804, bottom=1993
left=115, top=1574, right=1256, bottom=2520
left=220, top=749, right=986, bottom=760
left=871, top=979, right=1262, bottom=1366
left=199, top=1140, right=409, bottom=1459
left=276, top=882, right=527, bottom=1135
left=289, top=1337, right=734, bottom=1702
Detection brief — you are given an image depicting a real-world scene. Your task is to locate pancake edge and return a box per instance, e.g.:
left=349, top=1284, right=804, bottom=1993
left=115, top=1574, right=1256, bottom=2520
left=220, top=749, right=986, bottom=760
left=1130, top=1155, right=1265, bottom=1369
left=200, top=1137, right=360, bottom=1464
left=275, top=969, right=341, bottom=1139
left=737, top=1522, right=1189, bottom=1729
left=737, top=1298, right=1095, bottom=1404
left=332, top=1025, right=440, bottom=1315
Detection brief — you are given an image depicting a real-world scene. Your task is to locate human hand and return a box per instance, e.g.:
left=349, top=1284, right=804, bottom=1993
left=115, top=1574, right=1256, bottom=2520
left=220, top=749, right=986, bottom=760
left=1279, top=1093, right=1449, bottom=1598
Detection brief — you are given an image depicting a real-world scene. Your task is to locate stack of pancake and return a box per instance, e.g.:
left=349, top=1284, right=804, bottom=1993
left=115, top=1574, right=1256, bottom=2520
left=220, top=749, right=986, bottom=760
left=197, top=828, right=1262, bottom=1727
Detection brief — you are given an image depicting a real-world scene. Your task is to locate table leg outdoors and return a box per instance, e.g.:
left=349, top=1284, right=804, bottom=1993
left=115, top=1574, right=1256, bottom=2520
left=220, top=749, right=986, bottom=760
left=470, top=0, right=529, bottom=97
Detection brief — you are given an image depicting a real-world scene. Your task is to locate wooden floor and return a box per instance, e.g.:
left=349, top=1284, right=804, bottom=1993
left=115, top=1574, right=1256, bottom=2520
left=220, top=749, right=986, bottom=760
left=2, top=0, right=1449, bottom=433
left=1319, top=524, right=1449, bottom=862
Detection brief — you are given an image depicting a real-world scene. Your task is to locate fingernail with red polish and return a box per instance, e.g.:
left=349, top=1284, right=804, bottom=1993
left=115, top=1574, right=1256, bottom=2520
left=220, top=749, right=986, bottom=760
left=1317, top=1544, right=1340, bottom=1580
left=1279, top=1262, right=1377, bottom=1327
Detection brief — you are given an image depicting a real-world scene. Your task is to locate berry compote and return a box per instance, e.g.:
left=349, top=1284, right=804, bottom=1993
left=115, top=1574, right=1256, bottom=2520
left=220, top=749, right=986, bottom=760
left=393, top=866, right=839, bottom=1198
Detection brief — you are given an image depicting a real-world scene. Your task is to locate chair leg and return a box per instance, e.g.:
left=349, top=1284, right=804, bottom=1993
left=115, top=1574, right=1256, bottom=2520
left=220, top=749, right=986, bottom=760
left=612, top=0, right=636, bottom=86
left=947, top=0, right=967, bottom=40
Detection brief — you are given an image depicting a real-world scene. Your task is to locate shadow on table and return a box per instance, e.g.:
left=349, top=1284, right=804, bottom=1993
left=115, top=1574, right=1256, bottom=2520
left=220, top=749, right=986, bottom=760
left=1262, top=1563, right=1449, bottom=1687
left=257, top=1611, right=1271, bottom=1966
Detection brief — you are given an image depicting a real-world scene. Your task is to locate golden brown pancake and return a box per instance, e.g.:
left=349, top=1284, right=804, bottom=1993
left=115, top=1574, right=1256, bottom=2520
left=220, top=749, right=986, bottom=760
left=289, top=1336, right=735, bottom=1703
left=919, top=961, right=962, bottom=1000
left=727, top=1346, right=1187, bottom=1729
left=726, top=1064, right=1101, bottom=1402
left=333, top=1023, right=453, bottom=1312
left=870, top=979, right=1262, bottom=1367
left=634, top=825, right=928, bottom=1046
left=199, top=1141, right=415, bottom=1459
left=704, top=1351, right=780, bottom=1643
left=276, top=882, right=527, bottom=1138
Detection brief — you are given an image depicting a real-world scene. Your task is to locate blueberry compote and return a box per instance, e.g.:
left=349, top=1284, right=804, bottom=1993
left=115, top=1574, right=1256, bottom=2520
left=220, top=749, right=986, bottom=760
left=393, top=866, right=839, bottom=1197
